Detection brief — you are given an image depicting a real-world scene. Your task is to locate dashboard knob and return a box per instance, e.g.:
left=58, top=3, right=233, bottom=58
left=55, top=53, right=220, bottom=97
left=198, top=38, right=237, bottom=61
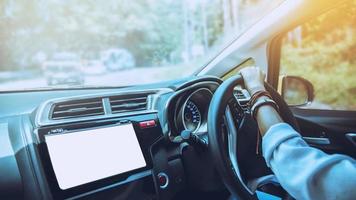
left=181, top=130, right=192, bottom=140
left=157, top=172, right=169, bottom=189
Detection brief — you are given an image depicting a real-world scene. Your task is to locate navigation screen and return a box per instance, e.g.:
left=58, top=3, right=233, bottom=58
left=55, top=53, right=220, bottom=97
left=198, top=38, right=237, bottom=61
left=45, top=124, right=146, bottom=190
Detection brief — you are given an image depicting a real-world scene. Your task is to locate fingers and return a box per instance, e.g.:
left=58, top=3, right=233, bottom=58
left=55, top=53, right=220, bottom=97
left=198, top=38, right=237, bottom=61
left=239, top=66, right=266, bottom=95
left=240, top=66, right=263, bottom=79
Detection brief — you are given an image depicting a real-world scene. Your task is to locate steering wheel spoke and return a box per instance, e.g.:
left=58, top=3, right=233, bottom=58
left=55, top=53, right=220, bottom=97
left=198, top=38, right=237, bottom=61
left=225, top=106, right=255, bottom=195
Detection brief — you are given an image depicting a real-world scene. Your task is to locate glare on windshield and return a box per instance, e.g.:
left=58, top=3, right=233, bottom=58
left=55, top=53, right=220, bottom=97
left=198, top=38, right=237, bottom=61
left=0, top=0, right=283, bottom=91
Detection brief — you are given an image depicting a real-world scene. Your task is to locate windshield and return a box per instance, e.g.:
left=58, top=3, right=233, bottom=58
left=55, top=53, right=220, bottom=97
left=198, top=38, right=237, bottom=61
left=0, top=0, right=284, bottom=91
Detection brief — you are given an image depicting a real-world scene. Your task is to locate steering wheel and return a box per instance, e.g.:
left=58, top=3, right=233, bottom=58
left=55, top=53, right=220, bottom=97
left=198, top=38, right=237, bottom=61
left=207, top=75, right=299, bottom=199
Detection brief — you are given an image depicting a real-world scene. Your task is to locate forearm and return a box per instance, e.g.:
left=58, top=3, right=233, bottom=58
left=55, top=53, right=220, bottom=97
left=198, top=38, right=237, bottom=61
left=263, top=123, right=356, bottom=200
left=255, top=102, right=283, bottom=137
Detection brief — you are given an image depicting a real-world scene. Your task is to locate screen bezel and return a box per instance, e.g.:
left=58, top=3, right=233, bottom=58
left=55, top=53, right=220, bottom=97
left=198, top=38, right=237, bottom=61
left=45, top=123, right=147, bottom=190
left=37, top=118, right=158, bottom=199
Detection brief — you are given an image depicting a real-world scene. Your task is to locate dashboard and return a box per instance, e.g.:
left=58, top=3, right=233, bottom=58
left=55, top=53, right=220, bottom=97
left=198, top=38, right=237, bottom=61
left=0, top=75, right=236, bottom=200
left=3, top=74, right=351, bottom=200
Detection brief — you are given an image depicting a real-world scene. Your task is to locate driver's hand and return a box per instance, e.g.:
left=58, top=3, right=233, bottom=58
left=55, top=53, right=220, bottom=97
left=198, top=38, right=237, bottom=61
left=240, top=66, right=266, bottom=95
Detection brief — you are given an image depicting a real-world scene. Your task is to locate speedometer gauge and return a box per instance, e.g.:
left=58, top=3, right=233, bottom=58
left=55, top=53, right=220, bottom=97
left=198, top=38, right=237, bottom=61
left=182, top=100, right=201, bottom=132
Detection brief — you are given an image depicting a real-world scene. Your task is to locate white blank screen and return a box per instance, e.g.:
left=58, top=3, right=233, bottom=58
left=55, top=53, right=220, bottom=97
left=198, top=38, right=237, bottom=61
left=45, top=124, right=146, bottom=190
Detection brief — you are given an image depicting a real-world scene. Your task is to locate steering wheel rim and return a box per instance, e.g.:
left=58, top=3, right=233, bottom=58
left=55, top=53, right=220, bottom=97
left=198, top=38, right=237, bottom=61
left=207, top=75, right=299, bottom=199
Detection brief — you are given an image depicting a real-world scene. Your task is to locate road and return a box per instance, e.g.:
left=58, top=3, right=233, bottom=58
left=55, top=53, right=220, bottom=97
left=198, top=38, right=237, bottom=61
left=0, top=66, right=191, bottom=91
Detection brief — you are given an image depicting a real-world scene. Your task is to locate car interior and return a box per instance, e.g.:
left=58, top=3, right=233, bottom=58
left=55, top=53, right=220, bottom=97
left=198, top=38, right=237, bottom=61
left=0, top=0, right=355, bottom=200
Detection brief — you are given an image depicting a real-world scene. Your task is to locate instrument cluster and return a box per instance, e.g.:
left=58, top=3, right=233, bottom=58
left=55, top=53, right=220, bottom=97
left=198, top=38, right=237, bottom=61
left=167, top=85, right=217, bottom=142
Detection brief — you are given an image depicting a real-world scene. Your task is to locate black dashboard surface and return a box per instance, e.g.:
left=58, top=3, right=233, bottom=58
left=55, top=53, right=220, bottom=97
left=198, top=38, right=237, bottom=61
left=0, top=75, right=224, bottom=200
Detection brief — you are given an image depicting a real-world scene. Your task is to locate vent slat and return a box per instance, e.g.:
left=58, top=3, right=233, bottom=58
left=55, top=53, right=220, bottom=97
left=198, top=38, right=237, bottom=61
left=56, top=101, right=102, bottom=109
left=111, top=108, right=145, bottom=114
left=54, top=103, right=102, bottom=112
left=51, top=98, right=104, bottom=120
left=51, top=111, right=105, bottom=120
left=111, top=102, right=147, bottom=109
left=110, top=97, right=147, bottom=104
left=53, top=106, right=104, bottom=115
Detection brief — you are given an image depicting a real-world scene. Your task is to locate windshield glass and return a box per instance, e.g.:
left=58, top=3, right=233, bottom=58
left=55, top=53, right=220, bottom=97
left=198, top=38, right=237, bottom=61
left=0, top=0, right=284, bottom=91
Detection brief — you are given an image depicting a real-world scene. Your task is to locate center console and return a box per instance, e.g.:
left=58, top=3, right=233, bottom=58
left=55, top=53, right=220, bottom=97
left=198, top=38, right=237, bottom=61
left=37, top=113, right=162, bottom=199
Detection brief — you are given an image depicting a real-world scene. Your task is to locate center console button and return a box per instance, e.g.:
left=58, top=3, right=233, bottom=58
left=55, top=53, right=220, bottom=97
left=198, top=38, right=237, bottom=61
left=139, top=120, right=156, bottom=129
left=157, top=172, right=169, bottom=189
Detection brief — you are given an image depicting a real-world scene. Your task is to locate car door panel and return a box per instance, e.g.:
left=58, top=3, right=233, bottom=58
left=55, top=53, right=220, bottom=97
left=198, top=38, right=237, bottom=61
left=291, top=108, right=356, bottom=158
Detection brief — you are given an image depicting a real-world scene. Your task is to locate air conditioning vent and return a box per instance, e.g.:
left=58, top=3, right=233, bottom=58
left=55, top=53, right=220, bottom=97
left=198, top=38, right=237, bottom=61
left=109, top=93, right=150, bottom=114
left=51, top=98, right=104, bottom=120
left=234, top=90, right=246, bottom=99
left=233, top=89, right=250, bottom=112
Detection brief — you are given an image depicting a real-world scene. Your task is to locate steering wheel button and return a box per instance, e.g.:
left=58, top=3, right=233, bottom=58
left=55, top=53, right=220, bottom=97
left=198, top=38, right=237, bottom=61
left=157, top=172, right=169, bottom=189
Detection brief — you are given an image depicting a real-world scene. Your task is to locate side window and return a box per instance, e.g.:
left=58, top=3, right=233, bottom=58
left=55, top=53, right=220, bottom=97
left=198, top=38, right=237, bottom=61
left=280, top=1, right=356, bottom=110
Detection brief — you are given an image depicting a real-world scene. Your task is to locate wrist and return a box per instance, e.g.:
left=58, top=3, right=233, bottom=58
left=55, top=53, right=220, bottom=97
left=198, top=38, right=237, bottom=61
left=248, top=85, right=266, bottom=96
left=248, top=90, right=271, bottom=107
left=251, top=96, right=279, bottom=121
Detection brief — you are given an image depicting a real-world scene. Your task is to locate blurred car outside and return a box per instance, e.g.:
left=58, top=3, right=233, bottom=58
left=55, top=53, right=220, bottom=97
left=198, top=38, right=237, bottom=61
left=82, top=60, right=107, bottom=76
left=100, top=49, right=135, bottom=71
left=42, top=52, right=84, bottom=86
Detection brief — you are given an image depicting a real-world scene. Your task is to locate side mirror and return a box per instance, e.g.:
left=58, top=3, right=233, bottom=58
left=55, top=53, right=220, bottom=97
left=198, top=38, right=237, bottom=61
left=281, top=76, right=314, bottom=106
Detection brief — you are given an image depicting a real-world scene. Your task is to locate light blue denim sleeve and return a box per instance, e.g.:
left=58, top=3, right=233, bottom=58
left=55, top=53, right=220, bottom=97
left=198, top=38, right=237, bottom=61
left=262, top=123, right=356, bottom=200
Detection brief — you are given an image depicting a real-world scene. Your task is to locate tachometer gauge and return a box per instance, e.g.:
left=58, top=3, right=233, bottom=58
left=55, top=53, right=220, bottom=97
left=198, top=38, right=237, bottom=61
left=182, top=100, right=201, bottom=132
